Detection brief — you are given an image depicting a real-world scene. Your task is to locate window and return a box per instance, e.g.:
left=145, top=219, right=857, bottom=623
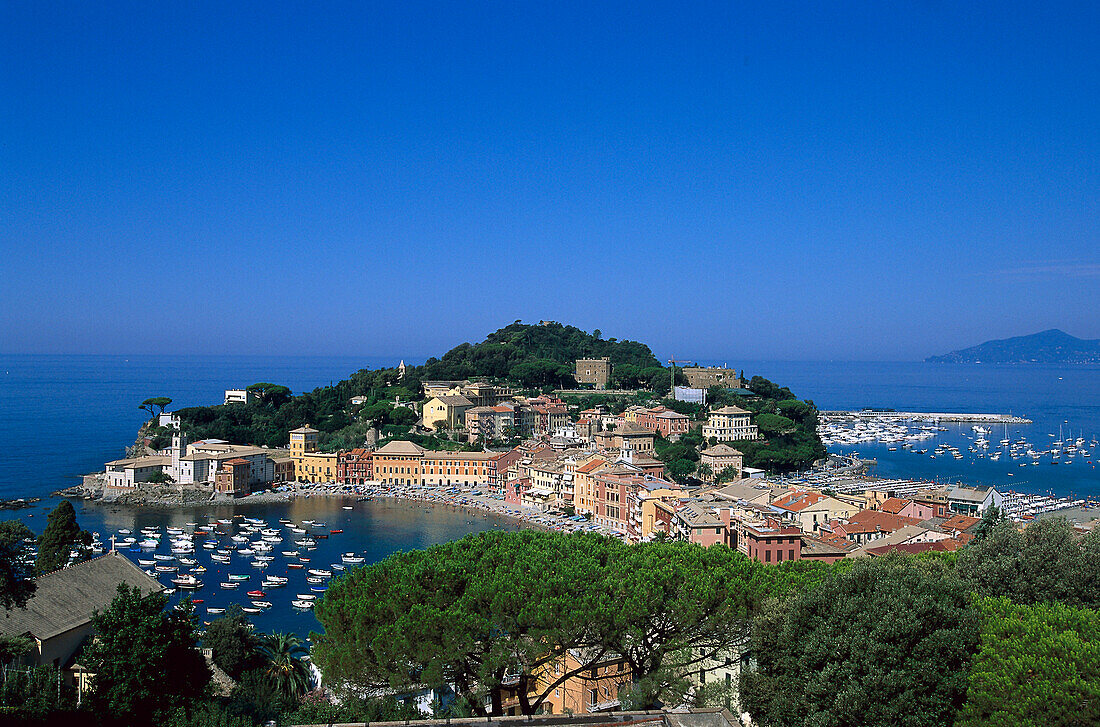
left=789, top=549, right=795, bottom=561
left=765, top=550, right=771, bottom=563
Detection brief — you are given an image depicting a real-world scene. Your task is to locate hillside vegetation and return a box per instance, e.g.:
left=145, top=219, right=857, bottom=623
left=176, top=323, right=659, bottom=449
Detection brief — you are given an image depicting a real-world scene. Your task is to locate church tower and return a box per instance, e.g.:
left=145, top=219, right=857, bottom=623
left=398, top=360, right=407, bottom=381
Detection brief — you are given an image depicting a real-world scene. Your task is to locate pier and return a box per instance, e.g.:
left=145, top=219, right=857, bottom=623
left=821, top=410, right=1032, bottom=424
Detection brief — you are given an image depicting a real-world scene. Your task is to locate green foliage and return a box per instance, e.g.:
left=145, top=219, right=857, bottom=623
left=970, top=506, right=1009, bottom=543
left=956, top=518, right=1100, bottom=608
left=0, top=519, right=35, bottom=610
left=423, top=322, right=660, bottom=382
left=257, top=633, right=312, bottom=708
left=740, top=554, right=979, bottom=727
left=0, top=664, right=77, bottom=719
left=958, top=597, right=1100, bottom=727
left=313, top=530, right=817, bottom=716
left=148, top=470, right=176, bottom=484
left=140, top=396, right=173, bottom=419
left=35, top=501, right=90, bottom=575
left=81, top=586, right=211, bottom=726
left=244, top=383, right=292, bottom=406
left=203, top=606, right=263, bottom=680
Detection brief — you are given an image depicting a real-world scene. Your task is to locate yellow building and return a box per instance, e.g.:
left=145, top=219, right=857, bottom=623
left=421, top=395, right=474, bottom=430
left=288, top=424, right=338, bottom=483
left=289, top=424, right=319, bottom=457
left=502, top=648, right=633, bottom=715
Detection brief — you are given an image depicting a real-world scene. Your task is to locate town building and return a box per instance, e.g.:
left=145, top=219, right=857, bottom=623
left=947, top=485, right=1004, bottom=516
left=287, top=424, right=337, bottom=483
left=370, top=440, right=502, bottom=488
left=635, top=406, right=691, bottom=439
left=698, top=445, right=743, bottom=481
left=770, top=490, right=858, bottom=533
left=575, top=357, right=612, bottom=389
left=422, top=395, right=475, bottom=430
left=103, top=455, right=172, bottom=490
left=682, top=366, right=741, bottom=389
left=213, top=458, right=251, bottom=495
left=732, top=516, right=803, bottom=563
left=701, top=406, right=759, bottom=442
left=223, top=389, right=257, bottom=405
left=592, top=422, right=656, bottom=454
left=500, top=648, right=633, bottom=716
left=337, top=448, right=373, bottom=485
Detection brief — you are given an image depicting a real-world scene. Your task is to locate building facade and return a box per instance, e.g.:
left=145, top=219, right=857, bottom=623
left=701, top=406, right=760, bottom=442
left=575, top=357, right=612, bottom=389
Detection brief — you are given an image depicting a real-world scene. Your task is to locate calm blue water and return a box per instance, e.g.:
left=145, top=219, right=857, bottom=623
left=4, top=497, right=519, bottom=636
left=740, top=360, right=1100, bottom=499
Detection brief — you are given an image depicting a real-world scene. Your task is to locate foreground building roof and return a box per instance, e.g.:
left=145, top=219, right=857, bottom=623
left=0, top=552, right=163, bottom=642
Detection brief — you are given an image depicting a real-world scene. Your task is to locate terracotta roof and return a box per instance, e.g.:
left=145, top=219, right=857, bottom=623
left=841, top=509, right=923, bottom=535
left=771, top=491, right=828, bottom=512
left=289, top=425, right=318, bottom=434
left=940, top=513, right=981, bottom=533
left=700, top=444, right=743, bottom=457
left=879, top=497, right=913, bottom=514
left=576, top=458, right=607, bottom=474
left=710, top=405, right=750, bottom=415
left=223, top=458, right=250, bottom=465
left=865, top=539, right=962, bottom=557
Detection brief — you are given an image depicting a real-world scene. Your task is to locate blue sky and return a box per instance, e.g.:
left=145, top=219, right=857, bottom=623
left=1, top=2, right=1097, bottom=361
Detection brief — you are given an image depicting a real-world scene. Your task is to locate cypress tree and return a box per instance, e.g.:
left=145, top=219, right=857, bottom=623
left=36, top=500, right=88, bottom=574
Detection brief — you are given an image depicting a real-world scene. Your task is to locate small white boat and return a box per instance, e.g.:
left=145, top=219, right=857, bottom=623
left=341, top=553, right=365, bottom=564
left=250, top=601, right=272, bottom=609
left=291, top=599, right=314, bottom=609
left=295, top=593, right=317, bottom=600
left=207, top=607, right=225, bottom=615
left=242, top=607, right=262, bottom=614
left=227, top=573, right=250, bottom=581
left=153, top=554, right=175, bottom=561
left=307, top=569, right=332, bottom=577
left=220, top=582, right=239, bottom=589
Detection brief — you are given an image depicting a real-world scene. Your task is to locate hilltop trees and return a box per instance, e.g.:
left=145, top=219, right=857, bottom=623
left=739, top=555, right=979, bottom=727
left=139, top=396, right=173, bottom=419
left=36, top=500, right=91, bottom=574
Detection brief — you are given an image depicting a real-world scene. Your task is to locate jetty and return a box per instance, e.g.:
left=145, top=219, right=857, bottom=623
left=821, top=410, right=1032, bottom=424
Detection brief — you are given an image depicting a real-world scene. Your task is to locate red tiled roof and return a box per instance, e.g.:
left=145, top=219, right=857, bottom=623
left=842, top=510, right=922, bottom=535
left=576, top=459, right=607, bottom=474
left=865, top=539, right=962, bottom=557
left=879, top=497, right=913, bottom=514
left=940, top=514, right=981, bottom=533
left=772, top=491, right=828, bottom=512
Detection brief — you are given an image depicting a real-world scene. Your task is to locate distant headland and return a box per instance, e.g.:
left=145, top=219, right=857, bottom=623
left=926, top=329, right=1100, bottom=364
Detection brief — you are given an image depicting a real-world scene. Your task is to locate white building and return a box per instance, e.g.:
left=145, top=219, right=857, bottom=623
left=224, top=389, right=257, bottom=405
left=702, top=406, right=760, bottom=442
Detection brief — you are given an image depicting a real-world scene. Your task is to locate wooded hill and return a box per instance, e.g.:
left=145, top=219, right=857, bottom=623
left=170, top=322, right=823, bottom=472
left=174, top=323, right=661, bottom=449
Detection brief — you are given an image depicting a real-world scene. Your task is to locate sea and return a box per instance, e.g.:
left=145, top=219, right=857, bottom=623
left=0, top=354, right=1097, bottom=634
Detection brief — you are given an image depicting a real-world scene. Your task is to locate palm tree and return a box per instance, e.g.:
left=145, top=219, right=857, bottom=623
left=259, top=632, right=312, bottom=705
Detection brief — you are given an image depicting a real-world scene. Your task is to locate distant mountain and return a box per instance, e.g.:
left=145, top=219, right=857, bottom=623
left=926, top=329, right=1100, bottom=364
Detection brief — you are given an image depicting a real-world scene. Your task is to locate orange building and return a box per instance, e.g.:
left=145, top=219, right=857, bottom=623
left=501, top=648, right=632, bottom=715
